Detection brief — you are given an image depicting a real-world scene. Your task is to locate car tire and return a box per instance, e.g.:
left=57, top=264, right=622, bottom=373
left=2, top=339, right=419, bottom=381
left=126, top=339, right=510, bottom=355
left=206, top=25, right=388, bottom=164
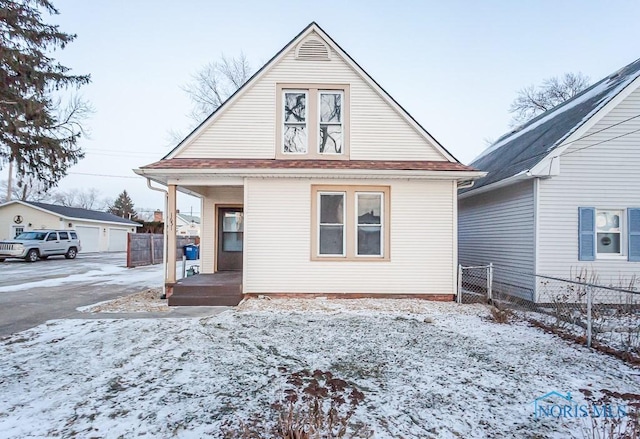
left=65, top=247, right=77, bottom=259
left=26, top=249, right=39, bottom=263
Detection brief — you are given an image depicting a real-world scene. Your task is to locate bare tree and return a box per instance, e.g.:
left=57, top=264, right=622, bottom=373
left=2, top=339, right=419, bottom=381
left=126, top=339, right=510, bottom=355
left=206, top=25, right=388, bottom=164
left=182, top=53, right=252, bottom=123
left=509, top=72, right=590, bottom=126
left=0, top=178, right=51, bottom=203
left=50, top=188, right=107, bottom=210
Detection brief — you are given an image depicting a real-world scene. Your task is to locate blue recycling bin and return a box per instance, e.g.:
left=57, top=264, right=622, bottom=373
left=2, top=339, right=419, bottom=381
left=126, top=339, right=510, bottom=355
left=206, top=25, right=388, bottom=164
left=184, top=244, right=199, bottom=260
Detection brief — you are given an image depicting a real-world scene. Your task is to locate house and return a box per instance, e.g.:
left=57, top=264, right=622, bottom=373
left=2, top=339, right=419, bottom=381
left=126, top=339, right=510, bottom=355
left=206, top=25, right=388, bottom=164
left=459, top=58, right=640, bottom=301
left=0, top=200, right=141, bottom=253
left=176, top=213, right=200, bottom=237
left=135, top=22, right=484, bottom=305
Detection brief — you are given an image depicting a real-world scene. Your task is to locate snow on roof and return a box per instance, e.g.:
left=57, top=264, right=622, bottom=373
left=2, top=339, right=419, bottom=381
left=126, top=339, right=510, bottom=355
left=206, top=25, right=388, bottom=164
left=468, top=57, right=640, bottom=192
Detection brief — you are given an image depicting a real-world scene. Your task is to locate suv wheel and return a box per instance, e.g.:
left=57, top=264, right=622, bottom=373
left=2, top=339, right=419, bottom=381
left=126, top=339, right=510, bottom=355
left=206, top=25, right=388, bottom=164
left=65, top=247, right=77, bottom=259
left=26, top=249, right=39, bottom=263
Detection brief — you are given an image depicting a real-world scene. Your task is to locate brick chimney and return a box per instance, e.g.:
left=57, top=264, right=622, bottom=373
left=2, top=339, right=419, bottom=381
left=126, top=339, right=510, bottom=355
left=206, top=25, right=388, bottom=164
left=153, top=210, right=163, bottom=222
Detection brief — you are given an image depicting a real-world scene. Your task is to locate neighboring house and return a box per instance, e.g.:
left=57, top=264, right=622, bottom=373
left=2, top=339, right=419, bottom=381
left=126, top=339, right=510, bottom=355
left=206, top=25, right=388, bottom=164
left=176, top=213, right=200, bottom=237
left=0, top=200, right=141, bottom=253
left=459, top=58, right=640, bottom=301
left=135, top=22, right=483, bottom=302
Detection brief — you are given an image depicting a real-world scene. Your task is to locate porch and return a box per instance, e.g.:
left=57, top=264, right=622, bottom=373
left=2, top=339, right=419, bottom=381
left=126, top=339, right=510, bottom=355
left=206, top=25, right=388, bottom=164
left=169, top=271, right=243, bottom=306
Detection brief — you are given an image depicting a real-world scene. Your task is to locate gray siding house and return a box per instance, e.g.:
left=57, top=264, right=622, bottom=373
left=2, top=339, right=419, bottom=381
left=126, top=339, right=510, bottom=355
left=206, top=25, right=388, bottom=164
left=459, top=58, right=640, bottom=301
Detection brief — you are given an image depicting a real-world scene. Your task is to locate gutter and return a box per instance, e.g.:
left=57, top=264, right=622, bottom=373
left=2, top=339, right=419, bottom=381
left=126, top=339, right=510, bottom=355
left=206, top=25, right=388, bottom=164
left=458, top=171, right=532, bottom=200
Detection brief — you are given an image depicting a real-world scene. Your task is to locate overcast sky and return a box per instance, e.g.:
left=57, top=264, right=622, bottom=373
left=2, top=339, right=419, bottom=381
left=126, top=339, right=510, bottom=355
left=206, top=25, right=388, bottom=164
left=3, top=0, right=640, bottom=215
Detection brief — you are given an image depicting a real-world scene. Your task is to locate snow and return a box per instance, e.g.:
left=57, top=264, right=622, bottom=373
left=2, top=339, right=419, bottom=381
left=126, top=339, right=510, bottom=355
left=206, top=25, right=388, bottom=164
left=473, top=70, right=640, bottom=163
left=1, top=299, right=639, bottom=438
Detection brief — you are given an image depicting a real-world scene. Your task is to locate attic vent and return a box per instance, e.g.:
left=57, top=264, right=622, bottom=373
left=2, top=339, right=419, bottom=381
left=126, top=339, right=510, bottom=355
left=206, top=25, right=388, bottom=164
left=295, top=37, right=330, bottom=61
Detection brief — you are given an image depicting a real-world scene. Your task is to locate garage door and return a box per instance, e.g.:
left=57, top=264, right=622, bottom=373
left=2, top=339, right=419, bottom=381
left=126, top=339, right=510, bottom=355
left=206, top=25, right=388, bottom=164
left=108, top=228, right=129, bottom=252
left=76, top=225, right=100, bottom=253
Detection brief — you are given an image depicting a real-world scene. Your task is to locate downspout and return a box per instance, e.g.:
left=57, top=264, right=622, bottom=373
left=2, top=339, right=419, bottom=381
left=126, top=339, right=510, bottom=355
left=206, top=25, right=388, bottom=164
left=147, top=178, right=168, bottom=299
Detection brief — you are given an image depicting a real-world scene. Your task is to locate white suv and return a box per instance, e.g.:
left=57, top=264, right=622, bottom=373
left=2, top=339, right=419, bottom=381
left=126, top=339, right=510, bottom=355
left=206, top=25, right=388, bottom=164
left=0, top=230, right=82, bottom=262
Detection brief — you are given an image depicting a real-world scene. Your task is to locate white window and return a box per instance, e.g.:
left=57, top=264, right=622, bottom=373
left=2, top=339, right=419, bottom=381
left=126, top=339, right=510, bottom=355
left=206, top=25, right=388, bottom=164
left=596, top=210, right=622, bottom=256
left=283, top=91, right=308, bottom=153
left=278, top=84, right=349, bottom=159
left=312, top=186, right=390, bottom=261
left=356, top=192, right=383, bottom=256
left=318, top=91, right=343, bottom=154
left=318, top=192, right=345, bottom=256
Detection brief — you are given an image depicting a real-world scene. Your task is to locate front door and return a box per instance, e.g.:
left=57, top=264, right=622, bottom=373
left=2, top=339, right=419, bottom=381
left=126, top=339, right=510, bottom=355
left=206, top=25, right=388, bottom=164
left=217, top=208, right=243, bottom=271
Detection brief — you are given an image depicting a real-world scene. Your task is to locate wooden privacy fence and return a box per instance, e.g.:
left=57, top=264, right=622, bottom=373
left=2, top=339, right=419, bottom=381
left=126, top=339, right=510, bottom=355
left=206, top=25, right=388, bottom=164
left=127, top=234, right=198, bottom=268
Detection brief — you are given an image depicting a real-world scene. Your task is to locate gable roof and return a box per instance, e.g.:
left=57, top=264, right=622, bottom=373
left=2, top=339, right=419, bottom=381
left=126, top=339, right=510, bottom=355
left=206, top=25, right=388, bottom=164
left=2, top=201, right=141, bottom=226
left=466, top=57, right=640, bottom=193
left=161, top=22, right=459, bottom=164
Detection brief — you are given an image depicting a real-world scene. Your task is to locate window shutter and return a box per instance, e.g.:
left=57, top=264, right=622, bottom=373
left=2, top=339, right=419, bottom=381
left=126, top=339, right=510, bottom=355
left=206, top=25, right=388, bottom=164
left=628, top=208, right=640, bottom=262
left=578, top=207, right=595, bottom=261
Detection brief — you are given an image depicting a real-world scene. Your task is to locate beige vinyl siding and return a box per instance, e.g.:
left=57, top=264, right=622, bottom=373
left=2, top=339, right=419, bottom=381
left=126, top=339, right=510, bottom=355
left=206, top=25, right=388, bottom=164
left=244, top=178, right=454, bottom=294
left=537, top=86, right=640, bottom=285
left=176, top=37, right=446, bottom=161
left=200, top=187, right=243, bottom=274
left=0, top=204, right=61, bottom=240
left=458, top=180, right=535, bottom=299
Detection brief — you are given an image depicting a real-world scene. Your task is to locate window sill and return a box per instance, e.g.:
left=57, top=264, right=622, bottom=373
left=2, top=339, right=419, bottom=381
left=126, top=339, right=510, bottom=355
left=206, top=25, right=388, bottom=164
left=596, top=255, right=627, bottom=261
left=311, top=256, right=390, bottom=262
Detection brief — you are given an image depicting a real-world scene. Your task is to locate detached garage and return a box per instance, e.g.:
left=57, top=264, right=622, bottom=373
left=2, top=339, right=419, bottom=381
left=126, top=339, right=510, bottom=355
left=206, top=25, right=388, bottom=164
left=0, top=201, right=140, bottom=253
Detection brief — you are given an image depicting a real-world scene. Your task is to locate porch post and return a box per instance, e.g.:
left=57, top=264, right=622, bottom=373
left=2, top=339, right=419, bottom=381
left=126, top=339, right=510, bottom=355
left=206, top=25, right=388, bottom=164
left=167, top=184, right=177, bottom=286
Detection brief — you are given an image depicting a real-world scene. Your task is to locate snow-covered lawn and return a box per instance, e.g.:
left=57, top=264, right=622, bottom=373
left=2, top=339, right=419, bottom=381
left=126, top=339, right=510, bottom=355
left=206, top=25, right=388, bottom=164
left=1, top=299, right=639, bottom=438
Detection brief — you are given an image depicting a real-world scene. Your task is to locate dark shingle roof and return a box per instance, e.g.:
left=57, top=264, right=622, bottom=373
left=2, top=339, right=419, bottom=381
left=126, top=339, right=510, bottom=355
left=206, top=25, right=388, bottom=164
left=467, top=57, right=640, bottom=192
left=25, top=201, right=140, bottom=226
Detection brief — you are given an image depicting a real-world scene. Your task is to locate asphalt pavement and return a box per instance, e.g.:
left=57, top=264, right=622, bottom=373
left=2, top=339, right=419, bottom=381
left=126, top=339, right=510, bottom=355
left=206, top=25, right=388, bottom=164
left=0, top=252, right=226, bottom=337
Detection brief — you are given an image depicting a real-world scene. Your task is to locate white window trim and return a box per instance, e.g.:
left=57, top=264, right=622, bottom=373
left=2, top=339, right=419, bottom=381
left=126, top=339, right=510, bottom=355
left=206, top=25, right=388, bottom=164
left=282, top=90, right=308, bottom=155
left=318, top=90, right=344, bottom=155
left=355, top=192, right=384, bottom=258
left=317, top=191, right=346, bottom=257
left=595, top=208, right=626, bottom=259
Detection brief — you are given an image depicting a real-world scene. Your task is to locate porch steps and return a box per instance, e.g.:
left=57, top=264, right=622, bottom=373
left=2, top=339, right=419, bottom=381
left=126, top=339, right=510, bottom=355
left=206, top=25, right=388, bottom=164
left=169, top=272, right=242, bottom=306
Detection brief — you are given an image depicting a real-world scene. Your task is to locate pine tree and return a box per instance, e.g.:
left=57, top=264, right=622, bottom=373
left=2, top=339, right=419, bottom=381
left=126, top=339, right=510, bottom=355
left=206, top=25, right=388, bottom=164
left=109, top=190, right=137, bottom=220
left=1, top=0, right=91, bottom=189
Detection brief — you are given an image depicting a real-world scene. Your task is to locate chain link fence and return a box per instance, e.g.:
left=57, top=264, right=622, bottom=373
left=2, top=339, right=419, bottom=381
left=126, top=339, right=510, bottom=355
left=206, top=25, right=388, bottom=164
left=459, top=265, right=640, bottom=359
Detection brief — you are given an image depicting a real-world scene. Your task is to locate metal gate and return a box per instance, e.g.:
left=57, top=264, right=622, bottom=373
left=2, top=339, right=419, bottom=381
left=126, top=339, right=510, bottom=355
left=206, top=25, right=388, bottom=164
left=457, top=264, right=493, bottom=304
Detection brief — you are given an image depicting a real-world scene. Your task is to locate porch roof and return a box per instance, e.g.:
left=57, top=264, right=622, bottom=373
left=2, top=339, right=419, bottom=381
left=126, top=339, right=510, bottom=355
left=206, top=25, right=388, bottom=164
left=139, top=158, right=477, bottom=172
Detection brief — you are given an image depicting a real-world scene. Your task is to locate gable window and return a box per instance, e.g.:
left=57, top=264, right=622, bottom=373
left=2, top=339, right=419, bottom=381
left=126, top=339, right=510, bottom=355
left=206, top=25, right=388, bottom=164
left=277, top=84, right=349, bottom=159
left=312, top=185, right=390, bottom=261
left=579, top=207, right=640, bottom=261
left=319, top=91, right=343, bottom=154
left=283, top=91, right=308, bottom=153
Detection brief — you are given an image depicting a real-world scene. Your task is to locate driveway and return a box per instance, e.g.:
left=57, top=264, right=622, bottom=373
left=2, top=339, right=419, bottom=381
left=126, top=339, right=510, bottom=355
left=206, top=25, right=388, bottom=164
left=0, top=252, right=164, bottom=337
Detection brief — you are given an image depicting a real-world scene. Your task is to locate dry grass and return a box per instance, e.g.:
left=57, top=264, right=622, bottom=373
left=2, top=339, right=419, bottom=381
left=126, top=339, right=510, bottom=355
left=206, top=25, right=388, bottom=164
left=80, top=288, right=169, bottom=313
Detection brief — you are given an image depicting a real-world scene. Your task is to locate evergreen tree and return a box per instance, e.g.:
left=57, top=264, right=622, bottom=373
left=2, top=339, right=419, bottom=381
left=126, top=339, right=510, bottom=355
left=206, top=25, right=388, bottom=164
left=109, top=190, right=137, bottom=220
left=1, top=0, right=91, bottom=189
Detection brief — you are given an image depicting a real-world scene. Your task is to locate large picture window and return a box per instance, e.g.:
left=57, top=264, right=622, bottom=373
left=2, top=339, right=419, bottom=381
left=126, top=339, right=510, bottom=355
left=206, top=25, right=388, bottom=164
left=277, top=84, right=349, bottom=159
left=312, top=186, right=390, bottom=261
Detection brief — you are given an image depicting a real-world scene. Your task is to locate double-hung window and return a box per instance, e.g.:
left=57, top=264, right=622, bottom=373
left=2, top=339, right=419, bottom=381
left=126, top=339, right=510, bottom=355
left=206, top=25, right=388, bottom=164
left=318, top=91, right=343, bottom=154
left=277, top=84, right=349, bottom=159
left=579, top=207, right=640, bottom=261
left=283, top=91, right=308, bottom=153
left=313, top=186, right=389, bottom=260
left=318, top=192, right=345, bottom=256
